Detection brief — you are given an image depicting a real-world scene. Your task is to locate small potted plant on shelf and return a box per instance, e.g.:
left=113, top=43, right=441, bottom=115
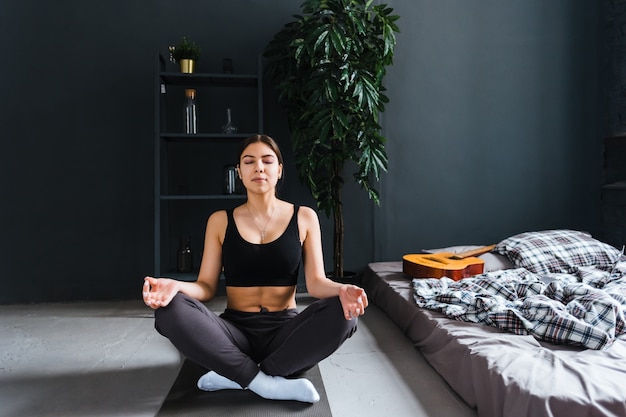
left=169, top=36, right=201, bottom=73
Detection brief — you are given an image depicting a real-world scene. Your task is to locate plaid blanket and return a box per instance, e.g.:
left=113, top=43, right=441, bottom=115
left=412, top=262, right=626, bottom=350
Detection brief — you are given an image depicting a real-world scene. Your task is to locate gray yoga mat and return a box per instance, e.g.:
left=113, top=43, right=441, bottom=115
left=158, top=360, right=333, bottom=417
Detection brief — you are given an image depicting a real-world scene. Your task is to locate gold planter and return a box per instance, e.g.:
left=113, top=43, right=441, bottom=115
left=179, top=59, right=195, bottom=74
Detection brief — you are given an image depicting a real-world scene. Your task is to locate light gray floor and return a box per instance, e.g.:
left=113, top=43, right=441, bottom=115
left=0, top=295, right=476, bottom=417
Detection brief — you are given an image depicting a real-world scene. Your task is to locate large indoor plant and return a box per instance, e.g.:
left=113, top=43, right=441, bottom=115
left=264, top=0, right=399, bottom=279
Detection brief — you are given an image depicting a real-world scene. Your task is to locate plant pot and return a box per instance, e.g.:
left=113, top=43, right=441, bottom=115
left=179, top=59, right=195, bottom=73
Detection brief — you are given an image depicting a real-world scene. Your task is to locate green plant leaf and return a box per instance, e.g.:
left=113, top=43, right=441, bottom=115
left=264, top=0, right=399, bottom=277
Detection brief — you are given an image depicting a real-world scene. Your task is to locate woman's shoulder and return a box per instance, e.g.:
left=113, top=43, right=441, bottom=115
left=295, top=204, right=320, bottom=224
left=207, top=209, right=228, bottom=228
left=209, top=208, right=229, bottom=219
left=296, top=204, right=316, bottom=215
left=205, top=210, right=230, bottom=242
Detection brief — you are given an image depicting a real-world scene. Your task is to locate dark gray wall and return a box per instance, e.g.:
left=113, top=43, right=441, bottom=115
left=0, top=0, right=311, bottom=303
left=376, top=0, right=604, bottom=260
left=0, top=0, right=606, bottom=304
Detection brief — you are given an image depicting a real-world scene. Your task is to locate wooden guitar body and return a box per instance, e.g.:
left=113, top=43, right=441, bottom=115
left=403, top=253, right=485, bottom=281
left=402, top=245, right=496, bottom=281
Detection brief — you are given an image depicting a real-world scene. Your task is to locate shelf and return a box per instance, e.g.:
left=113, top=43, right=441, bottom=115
left=160, top=195, right=246, bottom=200
left=155, top=53, right=263, bottom=276
left=602, top=182, right=626, bottom=205
left=160, top=133, right=255, bottom=142
left=160, top=72, right=258, bottom=87
left=602, top=181, right=626, bottom=190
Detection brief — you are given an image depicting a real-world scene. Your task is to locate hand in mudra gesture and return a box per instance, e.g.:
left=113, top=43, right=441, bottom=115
left=143, top=276, right=179, bottom=309
left=338, top=285, right=368, bottom=320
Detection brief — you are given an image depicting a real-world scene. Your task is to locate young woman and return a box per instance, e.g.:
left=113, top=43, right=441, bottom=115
left=142, top=134, right=368, bottom=403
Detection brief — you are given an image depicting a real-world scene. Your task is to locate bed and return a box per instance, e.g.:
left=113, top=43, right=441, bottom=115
left=362, top=229, right=626, bottom=417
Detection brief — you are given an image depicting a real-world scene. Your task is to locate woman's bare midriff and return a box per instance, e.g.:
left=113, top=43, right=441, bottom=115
left=225, top=286, right=297, bottom=312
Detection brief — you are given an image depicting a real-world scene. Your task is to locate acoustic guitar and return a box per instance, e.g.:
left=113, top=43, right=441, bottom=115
left=403, top=244, right=496, bottom=281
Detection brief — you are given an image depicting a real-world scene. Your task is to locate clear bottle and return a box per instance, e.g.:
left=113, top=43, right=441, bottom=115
left=223, top=165, right=237, bottom=194
left=177, top=236, right=193, bottom=273
left=221, top=108, right=238, bottom=134
left=184, top=89, right=197, bottom=134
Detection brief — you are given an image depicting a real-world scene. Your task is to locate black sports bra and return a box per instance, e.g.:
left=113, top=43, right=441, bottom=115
left=222, top=205, right=302, bottom=287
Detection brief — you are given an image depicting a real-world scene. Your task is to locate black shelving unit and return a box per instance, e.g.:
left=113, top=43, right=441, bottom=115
left=154, top=54, right=263, bottom=277
left=602, top=135, right=626, bottom=250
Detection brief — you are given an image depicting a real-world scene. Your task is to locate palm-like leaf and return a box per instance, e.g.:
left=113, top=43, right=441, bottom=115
left=264, top=0, right=399, bottom=277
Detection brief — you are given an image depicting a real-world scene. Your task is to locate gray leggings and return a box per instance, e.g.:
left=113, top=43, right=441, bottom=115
left=155, top=293, right=358, bottom=388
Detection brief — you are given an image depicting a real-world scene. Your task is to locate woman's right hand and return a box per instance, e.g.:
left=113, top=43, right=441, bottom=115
left=142, top=276, right=179, bottom=309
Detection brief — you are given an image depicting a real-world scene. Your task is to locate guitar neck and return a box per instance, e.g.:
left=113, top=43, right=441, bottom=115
left=452, top=244, right=496, bottom=259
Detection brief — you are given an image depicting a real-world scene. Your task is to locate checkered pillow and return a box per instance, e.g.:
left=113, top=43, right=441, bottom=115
left=494, top=229, right=624, bottom=274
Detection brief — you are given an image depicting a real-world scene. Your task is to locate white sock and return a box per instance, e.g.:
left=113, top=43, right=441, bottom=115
left=247, top=371, right=320, bottom=403
left=197, top=370, right=242, bottom=391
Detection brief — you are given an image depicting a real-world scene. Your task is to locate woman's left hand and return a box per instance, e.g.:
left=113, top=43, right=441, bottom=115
left=338, top=285, right=369, bottom=320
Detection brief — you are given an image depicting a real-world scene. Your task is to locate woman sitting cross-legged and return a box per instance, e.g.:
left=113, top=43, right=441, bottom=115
left=142, top=134, right=368, bottom=403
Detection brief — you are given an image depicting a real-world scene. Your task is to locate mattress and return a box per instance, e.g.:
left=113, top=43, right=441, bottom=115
left=363, top=261, right=626, bottom=417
